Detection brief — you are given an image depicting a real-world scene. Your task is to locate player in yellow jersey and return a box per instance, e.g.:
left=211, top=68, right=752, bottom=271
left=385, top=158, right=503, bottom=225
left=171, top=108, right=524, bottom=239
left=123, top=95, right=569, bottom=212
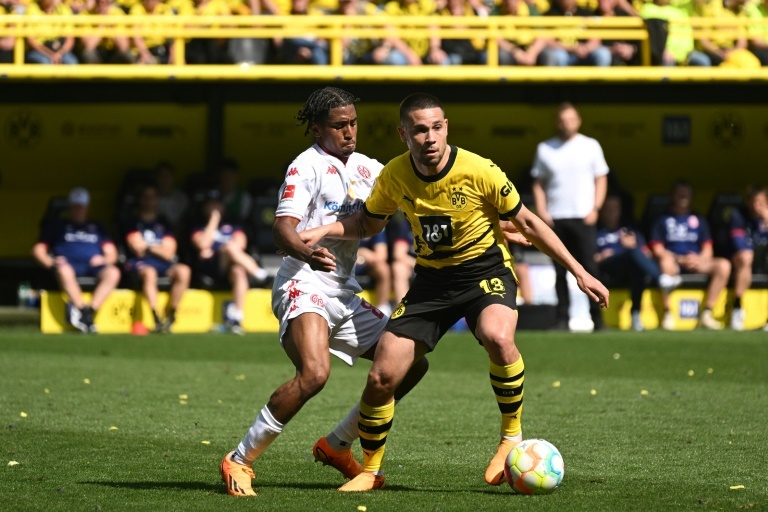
left=300, top=93, right=610, bottom=492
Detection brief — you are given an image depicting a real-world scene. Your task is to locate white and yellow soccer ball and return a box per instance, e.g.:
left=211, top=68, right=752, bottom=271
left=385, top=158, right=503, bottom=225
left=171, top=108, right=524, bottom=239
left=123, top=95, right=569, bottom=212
left=504, top=439, right=564, bottom=494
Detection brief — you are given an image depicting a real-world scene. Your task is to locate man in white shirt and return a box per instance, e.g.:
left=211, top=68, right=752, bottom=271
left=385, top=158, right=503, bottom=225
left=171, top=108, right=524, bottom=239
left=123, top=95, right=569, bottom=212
left=219, top=87, right=429, bottom=497
left=531, top=102, right=609, bottom=331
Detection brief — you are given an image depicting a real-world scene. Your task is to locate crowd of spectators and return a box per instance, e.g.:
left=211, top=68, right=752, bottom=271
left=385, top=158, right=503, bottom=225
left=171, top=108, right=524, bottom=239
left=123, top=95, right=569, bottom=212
left=2, top=0, right=768, bottom=66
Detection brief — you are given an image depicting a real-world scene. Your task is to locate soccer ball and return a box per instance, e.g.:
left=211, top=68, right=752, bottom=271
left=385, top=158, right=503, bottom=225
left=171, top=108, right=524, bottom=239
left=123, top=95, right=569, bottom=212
left=504, top=439, right=564, bottom=495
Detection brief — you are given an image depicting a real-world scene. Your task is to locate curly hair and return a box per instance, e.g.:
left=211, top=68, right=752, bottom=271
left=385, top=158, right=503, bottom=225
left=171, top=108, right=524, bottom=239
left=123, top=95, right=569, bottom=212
left=295, top=87, right=360, bottom=136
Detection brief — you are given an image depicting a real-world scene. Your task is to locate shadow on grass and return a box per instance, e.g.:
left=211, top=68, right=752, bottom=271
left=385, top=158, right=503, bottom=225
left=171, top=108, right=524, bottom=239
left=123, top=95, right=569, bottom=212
left=81, top=480, right=508, bottom=495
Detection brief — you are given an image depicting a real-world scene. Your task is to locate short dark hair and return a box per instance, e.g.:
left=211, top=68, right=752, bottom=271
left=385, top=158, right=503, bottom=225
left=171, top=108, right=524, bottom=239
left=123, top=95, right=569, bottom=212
left=296, top=87, right=360, bottom=136
left=746, top=184, right=767, bottom=200
left=399, top=93, right=445, bottom=124
left=557, top=102, right=579, bottom=116
left=671, top=179, right=692, bottom=193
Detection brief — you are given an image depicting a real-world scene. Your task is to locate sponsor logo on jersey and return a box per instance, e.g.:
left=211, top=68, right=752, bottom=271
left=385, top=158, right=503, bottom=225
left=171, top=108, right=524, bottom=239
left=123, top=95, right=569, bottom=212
left=281, top=185, right=295, bottom=200
left=357, top=165, right=371, bottom=179
left=327, top=166, right=338, bottom=175
left=310, top=294, right=325, bottom=307
left=501, top=181, right=514, bottom=197
left=323, top=199, right=364, bottom=214
left=287, top=167, right=299, bottom=177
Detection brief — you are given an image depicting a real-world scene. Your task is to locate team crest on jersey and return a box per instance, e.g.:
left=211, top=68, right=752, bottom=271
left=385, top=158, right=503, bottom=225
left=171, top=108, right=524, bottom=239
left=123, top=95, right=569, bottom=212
left=327, top=166, right=338, bottom=175
left=287, top=167, right=299, bottom=177
left=450, top=186, right=467, bottom=211
left=391, top=301, right=406, bottom=319
left=357, top=165, right=371, bottom=179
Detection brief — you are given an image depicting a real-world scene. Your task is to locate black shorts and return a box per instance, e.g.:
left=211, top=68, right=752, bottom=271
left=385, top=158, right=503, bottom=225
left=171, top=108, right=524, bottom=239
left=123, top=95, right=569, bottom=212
left=385, top=268, right=518, bottom=351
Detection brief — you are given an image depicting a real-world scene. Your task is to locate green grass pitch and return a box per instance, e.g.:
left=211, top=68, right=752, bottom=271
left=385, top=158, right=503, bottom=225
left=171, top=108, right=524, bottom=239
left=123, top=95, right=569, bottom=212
left=1, top=328, right=767, bottom=511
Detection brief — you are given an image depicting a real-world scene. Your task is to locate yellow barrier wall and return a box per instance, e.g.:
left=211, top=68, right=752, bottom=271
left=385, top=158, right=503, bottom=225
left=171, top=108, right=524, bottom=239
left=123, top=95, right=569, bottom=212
left=41, top=287, right=765, bottom=333
left=40, top=289, right=378, bottom=334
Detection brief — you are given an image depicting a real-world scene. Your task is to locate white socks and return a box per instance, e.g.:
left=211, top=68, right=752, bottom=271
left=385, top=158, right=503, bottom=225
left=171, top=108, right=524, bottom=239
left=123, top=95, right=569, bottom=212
left=502, top=433, right=523, bottom=443
left=254, top=268, right=269, bottom=281
left=327, top=403, right=360, bottom=450
left=234, top=405, right=284, bottom=466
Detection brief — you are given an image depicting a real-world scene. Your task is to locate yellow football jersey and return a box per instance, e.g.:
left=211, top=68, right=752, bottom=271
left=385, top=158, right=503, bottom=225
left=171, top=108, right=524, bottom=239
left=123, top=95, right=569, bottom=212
left=365, top=145, right=522, bottom=272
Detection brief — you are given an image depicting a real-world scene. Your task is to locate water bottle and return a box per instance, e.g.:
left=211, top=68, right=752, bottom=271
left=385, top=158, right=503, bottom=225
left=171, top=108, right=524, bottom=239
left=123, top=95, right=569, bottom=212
left=17, top=281, right=31, bottom=308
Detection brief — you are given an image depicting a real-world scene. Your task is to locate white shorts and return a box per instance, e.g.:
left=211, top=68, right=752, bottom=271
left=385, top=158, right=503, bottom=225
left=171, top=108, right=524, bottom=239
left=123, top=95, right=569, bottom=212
left=272, top=274, right=387, bottom=365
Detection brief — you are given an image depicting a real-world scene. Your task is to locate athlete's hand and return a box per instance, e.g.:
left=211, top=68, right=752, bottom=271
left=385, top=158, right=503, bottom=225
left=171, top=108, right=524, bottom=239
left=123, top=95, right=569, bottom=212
left=299, top=225, right=329, bottom=248
left=576, top=271, right=610, bottom=309
left=500, top=221, right=533, bottom=247
left=306, top=247, right=336, bottom=272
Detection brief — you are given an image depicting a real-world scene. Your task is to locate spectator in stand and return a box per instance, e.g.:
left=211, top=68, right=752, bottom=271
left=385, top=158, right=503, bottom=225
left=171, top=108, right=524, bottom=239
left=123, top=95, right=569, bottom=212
left=649, top=180, right=731, bottom=330
left=381, top=0, right=444, bottom=65
left=32, top=187, right=121, bottom=333
left=191, top=191, right=269, bottom=334
left=79, top=0, right=133, bottom=64
left=217, top=159, right=252, bottom=222
left=0, top=8, right=14, bottom=64
left=436, top=0, right=487, bottom=65
left=385, top=211, right=416, bottom=306
left=595, top=195, right=677, bottom=331
left=154, top=162, right=189, bottom=232
left=495, top=0, right=548, bottom=66
left=279, top=0, right=329, bottom=65
left=531, top=102, right=608, bottom=331
left=130, top=0, right=175, bottom=65
left=25, top=0, right=78, bottom=65
left=640, top=0, right=710, bottom=66
left=594, top=0, right=638, bottom=66
left=728, top=185, right=768, bottom=331
left=331, top=0, right=389, bottom=65
left=539, top=0, right=612, bottom=66
left=357, top=232, right=393, bottom=316
left=123, top=184, right=191, bottom=333
left=746, top=0, right=768, bottom=65
left=695, top=0, right=749, bottom=67
left=177, top=0, right=231, bottom=64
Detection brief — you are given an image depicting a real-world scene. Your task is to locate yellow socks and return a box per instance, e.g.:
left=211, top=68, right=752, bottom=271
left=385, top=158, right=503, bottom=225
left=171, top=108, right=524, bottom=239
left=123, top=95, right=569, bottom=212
left=358, top=400, right=395, bottom=473
left=489, top=358, right=524, bottom=438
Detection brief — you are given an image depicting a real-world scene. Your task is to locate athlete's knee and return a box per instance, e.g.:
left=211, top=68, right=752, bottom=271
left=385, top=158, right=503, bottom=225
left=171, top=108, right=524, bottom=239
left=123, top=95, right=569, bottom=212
left=297, top=365, right=330, bottom=399
left=713, top=257, right=732, bottom=276
left=366, top=366, right=400, bottom=398
left=101, top=265, right=121, bottom=284
left=140, top=266, right=158, bottom=283
left=174, top=264, right=192, bottom=285
left=733, top=251, right=753, bottom=269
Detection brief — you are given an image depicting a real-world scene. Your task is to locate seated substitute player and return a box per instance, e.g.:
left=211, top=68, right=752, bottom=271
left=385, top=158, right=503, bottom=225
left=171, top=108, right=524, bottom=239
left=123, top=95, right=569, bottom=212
left=32, top=187, right=121, bottom=333
left=123, top=184, right=191, bottom=332
left=595, top=195, right=676, bottom=331
left=727, top=185, right=768, bottom=331
left=299, top=93, right=609, bottom=492
left=649, top=180, right=731, bottom=330
left=219, top=87, right=429, bottom=497
left=191, top=191, right=268, bottom=334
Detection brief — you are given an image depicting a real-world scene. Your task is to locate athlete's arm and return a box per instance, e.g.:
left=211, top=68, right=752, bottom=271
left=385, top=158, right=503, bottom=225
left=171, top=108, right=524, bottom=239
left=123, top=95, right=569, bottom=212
left=509, top=203, right=609, bottom=308
left=531, top=179, right=553, bottom=227
left=299, top=209, right=389, bottom=248
left=499, top=221, right=532, bottom=247
left=32, top=242, right=55, bottom=269
left=147, top=236, right=177, bottom=262
left=274, top=216, right=336, bottom=272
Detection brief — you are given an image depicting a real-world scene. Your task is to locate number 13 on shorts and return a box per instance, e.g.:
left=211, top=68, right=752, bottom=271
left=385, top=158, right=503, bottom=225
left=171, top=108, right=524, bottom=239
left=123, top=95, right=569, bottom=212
left=479, top=277, right=505, bottom=296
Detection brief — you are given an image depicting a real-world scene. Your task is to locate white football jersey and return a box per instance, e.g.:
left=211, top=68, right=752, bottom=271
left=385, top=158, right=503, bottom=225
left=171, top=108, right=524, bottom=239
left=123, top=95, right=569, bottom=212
left=275, top=144, right=383, bottom=296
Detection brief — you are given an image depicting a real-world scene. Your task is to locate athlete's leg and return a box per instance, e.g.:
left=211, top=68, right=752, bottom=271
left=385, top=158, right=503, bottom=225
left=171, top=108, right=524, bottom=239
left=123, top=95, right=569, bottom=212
left=232, top=312, right=331, bottom=465
left=91, top=265, right=120, bottom=311
left=139, top=266, right=159, bottom=312
left=339, top=332, right=429, bottom=491
left=474, top=303, right=524, bottom=485
left=54, top=262, right=85, bottom=309
left=168, top=263, right=191, bottom=310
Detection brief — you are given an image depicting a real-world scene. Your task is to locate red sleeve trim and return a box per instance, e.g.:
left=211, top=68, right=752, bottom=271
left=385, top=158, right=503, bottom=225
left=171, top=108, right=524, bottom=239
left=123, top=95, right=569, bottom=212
left=648, top=241, right=664, bottom=249
left=730, top=229, right=746, bottom=238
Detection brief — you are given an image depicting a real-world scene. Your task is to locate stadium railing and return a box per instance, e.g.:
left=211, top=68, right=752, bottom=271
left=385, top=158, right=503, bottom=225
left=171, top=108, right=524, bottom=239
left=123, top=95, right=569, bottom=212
left=2, top=15, right=768, bottom=81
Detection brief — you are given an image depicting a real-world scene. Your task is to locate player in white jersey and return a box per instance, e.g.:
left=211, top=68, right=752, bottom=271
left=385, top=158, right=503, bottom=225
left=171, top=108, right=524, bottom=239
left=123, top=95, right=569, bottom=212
left=220, top=87, right=429, bottom=497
